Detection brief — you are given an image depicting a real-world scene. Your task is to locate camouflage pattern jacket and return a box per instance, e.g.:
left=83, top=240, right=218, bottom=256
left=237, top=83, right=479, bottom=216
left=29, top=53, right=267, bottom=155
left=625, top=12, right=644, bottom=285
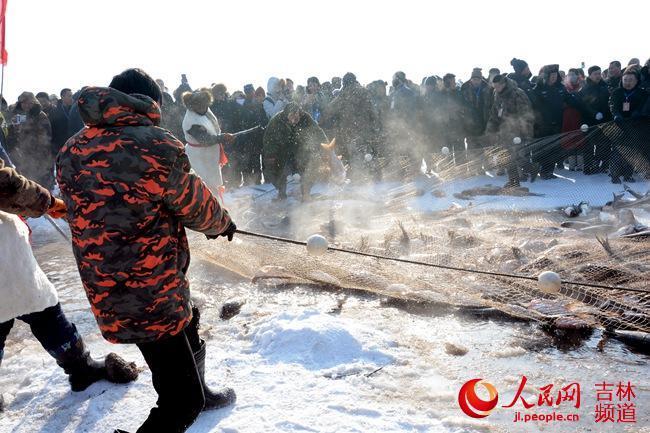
left=57, top=87, right=231, bottom=344
left=486, top=78, right=534, bottom=145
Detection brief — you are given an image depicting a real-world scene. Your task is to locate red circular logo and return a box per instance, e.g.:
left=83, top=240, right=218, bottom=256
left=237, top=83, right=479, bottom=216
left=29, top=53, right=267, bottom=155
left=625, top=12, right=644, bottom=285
left=458, top=379, right=499, bottom=418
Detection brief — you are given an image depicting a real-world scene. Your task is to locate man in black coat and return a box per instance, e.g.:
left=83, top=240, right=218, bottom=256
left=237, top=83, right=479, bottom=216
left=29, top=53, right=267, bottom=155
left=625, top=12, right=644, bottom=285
left=609, top=69, right=649, bottom=183
left=606, top=60, right=623, bottom=94
left=579, top=66, right=612, bottom=174
left=238, top=84, right=268, bottom=185
left=47, top=89, right=75, bottom=155
left=508, top=58, right=533, bottom=94
left=529, top=64, right=582, bottom=179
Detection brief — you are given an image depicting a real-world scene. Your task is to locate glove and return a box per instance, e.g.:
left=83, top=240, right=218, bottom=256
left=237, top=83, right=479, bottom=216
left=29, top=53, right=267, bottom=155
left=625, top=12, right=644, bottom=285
left=614, top=115, right=623, bottom=126
left=47, top=197, right=67, bottom=219
left=206, top=220, right=237, bottom=241
left=595, top=112, right=603, bottom=121
left=223, top=133, right=235, bottom=145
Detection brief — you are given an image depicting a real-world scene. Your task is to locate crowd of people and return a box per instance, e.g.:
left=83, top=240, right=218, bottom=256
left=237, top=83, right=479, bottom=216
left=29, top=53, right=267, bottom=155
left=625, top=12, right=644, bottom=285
left=0, top=60, right=649, bottom=433
left=2, top=57, right=650, bottom=198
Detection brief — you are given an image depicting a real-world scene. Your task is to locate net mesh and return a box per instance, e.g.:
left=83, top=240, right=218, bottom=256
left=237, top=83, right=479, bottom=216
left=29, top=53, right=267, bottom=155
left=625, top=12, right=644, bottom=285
left=193, top=117, right=650, bottom=334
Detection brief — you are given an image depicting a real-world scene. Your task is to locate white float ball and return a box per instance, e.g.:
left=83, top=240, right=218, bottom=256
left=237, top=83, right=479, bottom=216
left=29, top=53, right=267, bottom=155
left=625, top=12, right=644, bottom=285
left=306, top=234, right=328, bottom=256
left=441, top=146, right=450, bottom=155
left=364, top=153, right=373, bottom=162
left=513, top=137, right=522, bottom=145
left=538, top=271, right=562, bottom=294
left=580, top=124, right=589, bottom=133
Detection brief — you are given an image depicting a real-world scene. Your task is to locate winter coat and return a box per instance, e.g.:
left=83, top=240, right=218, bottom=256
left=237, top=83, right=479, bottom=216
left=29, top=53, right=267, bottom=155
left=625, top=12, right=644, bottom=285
left=389, top=84, right=419, bottom=122
left=322, top=82, right=378, bottom=160
left=607, top=75, right=622, bottom=94
left=160, top=97, right=186, bottom=142
left=609, top=84, right=649, bottom=120
left=486, top=78, right=534, bottom=145
left=530, top=79, right=579, bottom=138
left=56, top=87, right=231, bottom=344
left=263, top=108, right=327, bottom=180
left=578, top=78, right=612, bottom=125
left=67, top=98, right=85, bottom=138
left=238, top=99, right=268, bottom=156
left=301, top=92, right=326, bottom=123
left=560, top=83, right=585, bottom=150
left=210, top=99, right=240, bottom=133
left=641, top=66, right=650, bottom=91
left=507, top=72, right=533, bottom=94
left=460, top=80, right=494, bottom=136
left=263, top=77, right=287, bottom=119
left=49, top=101, right=74, bottom=155
left=433, top=87, right=466, bottom=139
left=0, top=158, right=59, bottom=323
left=7, top=104, right=54, bottom=188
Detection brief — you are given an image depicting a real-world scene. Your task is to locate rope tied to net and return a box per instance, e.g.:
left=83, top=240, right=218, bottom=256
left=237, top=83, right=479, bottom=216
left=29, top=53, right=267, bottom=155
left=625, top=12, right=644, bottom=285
left=235, top=229, right=649, bottom=294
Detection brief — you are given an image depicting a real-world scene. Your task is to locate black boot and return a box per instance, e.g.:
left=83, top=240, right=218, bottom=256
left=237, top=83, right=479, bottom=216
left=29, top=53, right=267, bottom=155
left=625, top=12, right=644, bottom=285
left=193, top=340, right=236, bottom=411
left=55, top=339, right=138, bottom=392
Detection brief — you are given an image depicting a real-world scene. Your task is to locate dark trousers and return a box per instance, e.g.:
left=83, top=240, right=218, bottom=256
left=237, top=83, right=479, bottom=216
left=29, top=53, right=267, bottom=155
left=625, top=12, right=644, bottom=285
left=0, top=303, right=80, bottom=363
left=134, top=311, right=205, bottom=433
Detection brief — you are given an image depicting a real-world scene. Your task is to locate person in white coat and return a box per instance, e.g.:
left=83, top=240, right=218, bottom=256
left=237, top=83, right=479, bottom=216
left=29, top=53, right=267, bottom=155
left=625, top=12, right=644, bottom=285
left=181, top=89, right=235, bottom=200
left=263, top=77, right=288, bottom=119
left=0, top=156, right=137, bottom=411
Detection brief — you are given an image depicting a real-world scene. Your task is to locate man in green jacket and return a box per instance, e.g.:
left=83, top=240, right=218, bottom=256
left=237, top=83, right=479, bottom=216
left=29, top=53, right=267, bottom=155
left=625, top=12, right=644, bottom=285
left=263, top=102, right=328, bottom=200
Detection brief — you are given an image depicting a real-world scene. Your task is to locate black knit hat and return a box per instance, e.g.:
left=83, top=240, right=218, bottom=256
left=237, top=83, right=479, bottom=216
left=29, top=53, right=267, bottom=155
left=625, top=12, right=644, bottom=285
left=510, top=58, right=528, bottom=74
left=587, top=65, right=601, bottom=76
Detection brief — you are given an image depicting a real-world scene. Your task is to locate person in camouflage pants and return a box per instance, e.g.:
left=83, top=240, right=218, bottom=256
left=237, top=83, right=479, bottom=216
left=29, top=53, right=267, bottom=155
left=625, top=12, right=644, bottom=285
left=56, top=69, right=237, bottom=433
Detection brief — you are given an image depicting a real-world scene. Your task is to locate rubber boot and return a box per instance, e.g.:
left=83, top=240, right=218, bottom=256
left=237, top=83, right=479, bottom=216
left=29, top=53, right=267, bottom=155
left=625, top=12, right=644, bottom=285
left=193, top=340, right=236, bottom=411
left=55, top=338, right=138, bottom=392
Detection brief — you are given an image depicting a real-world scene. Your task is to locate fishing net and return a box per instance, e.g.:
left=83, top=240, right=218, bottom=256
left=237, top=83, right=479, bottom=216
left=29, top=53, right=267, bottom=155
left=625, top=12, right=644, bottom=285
left=193, top=117, right=650, bottom=335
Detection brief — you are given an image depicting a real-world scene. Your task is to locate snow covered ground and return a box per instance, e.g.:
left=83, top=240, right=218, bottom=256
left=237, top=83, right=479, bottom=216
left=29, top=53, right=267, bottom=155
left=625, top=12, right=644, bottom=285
left=1, top=173, right=649, bottom=433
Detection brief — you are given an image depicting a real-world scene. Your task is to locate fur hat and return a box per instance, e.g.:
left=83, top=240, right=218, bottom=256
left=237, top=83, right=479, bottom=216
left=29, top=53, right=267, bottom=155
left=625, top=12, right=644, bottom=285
left=471, top=68, right=483, bottom=79
left=182, top=88, right=213, bottom=113
left=543, top=64, right=560, bottom=75
left=510, top=58, right=528, bottom=74
left=243, top=84, right=255, bottom=94
left=492, top=73, right=507, bottom=84
left=622, top=67, right=641, bottom=81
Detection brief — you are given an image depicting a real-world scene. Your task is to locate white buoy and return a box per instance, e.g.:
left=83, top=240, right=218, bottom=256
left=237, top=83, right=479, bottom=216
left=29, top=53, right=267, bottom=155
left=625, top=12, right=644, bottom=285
left=364, top=153, right=373, bottom=162
left=513, top=137, right=522, bottom=145
left=538, top=271, right=562, bottom=294
left=580, top=124, right=589, bottom=133
left=441, top=146, right=450, bottom=155
left=306, top=234, right=328, bottom=256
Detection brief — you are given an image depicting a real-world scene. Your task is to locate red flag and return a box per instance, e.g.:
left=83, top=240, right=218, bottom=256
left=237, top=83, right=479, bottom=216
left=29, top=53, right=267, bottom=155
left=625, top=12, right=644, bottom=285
left=0, top=0, right=7, bottom=65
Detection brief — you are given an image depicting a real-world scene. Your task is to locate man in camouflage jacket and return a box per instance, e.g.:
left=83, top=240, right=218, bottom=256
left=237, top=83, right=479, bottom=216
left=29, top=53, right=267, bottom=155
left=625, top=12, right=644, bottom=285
left=57, top=69, right=236, bottom=433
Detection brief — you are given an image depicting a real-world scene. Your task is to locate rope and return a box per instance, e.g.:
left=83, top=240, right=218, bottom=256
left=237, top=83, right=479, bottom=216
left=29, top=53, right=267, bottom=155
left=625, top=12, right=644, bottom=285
left=235, top=229, right=649, bottom=294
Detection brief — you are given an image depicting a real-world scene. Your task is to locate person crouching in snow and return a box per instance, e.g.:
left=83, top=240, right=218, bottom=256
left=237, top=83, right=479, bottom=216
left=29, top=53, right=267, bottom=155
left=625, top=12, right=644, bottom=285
left=263, top=102, right=329, bottom=201
left=181, top=89, right=235, bottom=201
left=56, top=69, right=237, bottom=433
left=0, top=157, right=137, bottom=411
